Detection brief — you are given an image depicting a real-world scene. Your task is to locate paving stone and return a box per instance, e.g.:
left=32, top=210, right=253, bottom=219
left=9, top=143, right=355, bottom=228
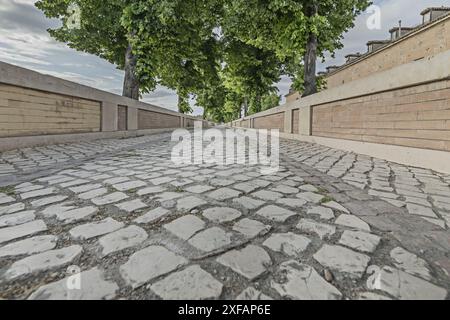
left=188, top=227, right=232, bottom=252
left=271, top=185, right=298, bottom=194
left=69, top=184, right=102, bottom=194
left=115, top=199, right=147, bottom=213
left=78, top=188, right=108, bottom=200
left=0, top=202, right=25, bottom=215
left=150, top=177, right=175, bottom=185
left=271, top=260, right=342, bottom=300
left=322, top=201, right=350, bottom=213
left=136, top=186, right=166, bottom=196
left=390, top=247, right=432, bottom=280
left=275, top=198, right=307, bottom=208
left=313, top=245, right=370, bottom=279
left=367, top=266, right=447, bottom=300
left=383, top=198, right=406, bottom=208
left=232, top=182, right=259, bottom=194
left=28, top=267, right=119, bottom=300
left=217, top=245, right=271, bottom=280
left=70, top=218, right=124, bottom=240
left=368, top=189, right=399, bottom=199
left=296, top=192, right=324, bottom=204
left=92, top=192, right=128, bottom=206
left=56, top=206, right=98, bottom=224
left=207, top=188, right=241, bottom=201
left=335, top=214, right=371, bottom=231
left=154, top=192, right=186, bottom=202
left=339, top=230, right=381, bottom=253
left=210, top=178, right=234, bottom=187
left=176, top=196, right=207, bottom=211
left=307, top=206, right=335, bottom=221
left=60, top=179, right=90, bottom=188
left=184, top=185, right=215, bottom=194
left=256, top=205, right=297, bottom=222
left=0, top=235, right=57, bottom=258
left=0, top=210, right=35, bottom=227
left=150, top=265, right=223, bottom=300
left=112, top=180, right=147, bottom=192
left=236, top=287, right=273, bottom=300
left=232, top=196, right=265, bottom=210
left=357, top=292, right=392, bottom=300
left=104, top=177, right=130, bottom=185
left=0, top=220, right=47, bottom=245
left=120, top=245, right=188, bottom=289
left=232, top=218, right=271, bottom=238
left=98, top=226, right=147, bottom=256
left=422, top=217, right=446, bottom=228
left=299, top=184, right=319, bottom=192
left=203, top=207, right=242, bottom=223
left=263, top=233, right=311, bottom=257
left=133, top=207, right=171, bottom=224
left=30, top=195, right=68, bottom=208
left=3, top=245, right=83, bottom=281
left=164, top=215, right=205, bottom=240
left=251, top=190, right=283, bottom=201
left=406, top=203, right=438, bottom=218
left=296, top=219, right=336, bottom=240
left=0, top=194, right=15, bottom=205
left=20, top=188, right=55, bottom=200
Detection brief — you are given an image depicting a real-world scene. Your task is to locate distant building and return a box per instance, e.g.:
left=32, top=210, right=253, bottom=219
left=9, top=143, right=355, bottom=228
left=286, top=6, right=450, bottom=103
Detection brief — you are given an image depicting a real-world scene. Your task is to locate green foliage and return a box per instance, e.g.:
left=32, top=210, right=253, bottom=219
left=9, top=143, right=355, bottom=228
left=36, top=0, right=370, bottom=117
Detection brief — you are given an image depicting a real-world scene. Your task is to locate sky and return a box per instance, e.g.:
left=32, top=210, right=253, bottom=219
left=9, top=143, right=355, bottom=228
left=0, top=0, right=449, bottom=115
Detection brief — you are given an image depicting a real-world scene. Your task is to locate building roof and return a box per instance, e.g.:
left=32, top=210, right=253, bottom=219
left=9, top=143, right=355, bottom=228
left=421, top=7, right=450, bottom=15
left=389, top=26, right=414, bottom=33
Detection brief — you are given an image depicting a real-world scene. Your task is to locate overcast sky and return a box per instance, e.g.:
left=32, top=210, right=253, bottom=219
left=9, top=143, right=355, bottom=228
left=0, top=0, right=448, bottom=115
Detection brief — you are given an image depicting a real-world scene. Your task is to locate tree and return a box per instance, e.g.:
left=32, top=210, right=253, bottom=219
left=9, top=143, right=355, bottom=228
left=35, top=0, right=151, bottom=100
left=222, top=0, right=371, bottom=97
left=122, top=0, right=224, bottom=113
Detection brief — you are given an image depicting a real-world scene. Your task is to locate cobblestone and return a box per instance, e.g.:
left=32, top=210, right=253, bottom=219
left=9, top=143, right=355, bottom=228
left=1, top=130, right=449, bottom=300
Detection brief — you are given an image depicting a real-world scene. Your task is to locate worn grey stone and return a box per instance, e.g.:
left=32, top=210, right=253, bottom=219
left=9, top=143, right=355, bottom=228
left=70, top=218, right=124, bottom=240
left=0, top=202, right=25, bottom=215
left=120, top=245, right=187, bottom=289
left=276, top=198, right=307, bottom=208
left=271, top=260, right=342, bottom=300
left=296, top=219, right=336, bottom=240
left=236, top=287, right=273, bottom=300
left=296, top=192, right=325, bottom=204
left=339, top=230, right=381, bottom=253
left=313, top=245, right=370, bottom=279
left=133, top=207, right=170, bottom=224
left=188, top=227, right=232, bottom=252
left=335, top=214, right=371, bottom=231
left=406, top=203, right=438, bottom=218
left=176, top=196, right=207, bottom=211
left=233, top=218, right=270, bottom=238
left=28, top=268, right=119, bottom=300
left=92, top=192, right=128, bottom=205
left=217, top=245, right=271, bottom=280
left=256, top=205, right=297, bottom=222
left=99, top=226, right=147, bottom=256
left=203, top=207, right=242, bottom=223
left=56, top=206, right=98, bottom=224
left=164, top=215, right=205, bottom=240
left=20, top=188, right=55, bottom=200
left=252, top=190, right=283, bottom=201
left=150, top=265, right=223, bottom=300
left=322, top=201, right=350, bottom=213
left=233, top=196, right=265, bottom=210
left=0, top=220, right=47, bottom=245
left=0, top=235, right=57, bottom=258
left=0, top=210, right=35, bottom=227
left=390, top=247, right=432, bottom=280
left=115, top=199, right=147, bottom=213
left=367, top=266, right=447, bottom=300
left=263, top=233, right=311, bottom=257
left=307, top=206, right=335, bottom=221
left=3, top=245, right=83, bottom=281
left=207, top=188, right=242, bottom=201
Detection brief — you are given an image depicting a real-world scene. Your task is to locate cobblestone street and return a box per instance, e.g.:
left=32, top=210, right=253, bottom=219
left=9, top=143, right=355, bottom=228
left=0, top=129, right=449, bottom=300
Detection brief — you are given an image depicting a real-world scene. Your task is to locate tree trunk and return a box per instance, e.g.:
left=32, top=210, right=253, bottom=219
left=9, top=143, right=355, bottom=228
left=302, top=3, right=318, bottom=98
left=122, top=43, right=140, bottom=100
left=243, top=97, right=248, bottom=117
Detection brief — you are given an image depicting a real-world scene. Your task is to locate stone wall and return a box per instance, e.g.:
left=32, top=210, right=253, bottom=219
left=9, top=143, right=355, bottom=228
left=0, top=84, right=101, bottom=137
left=0, top=61, right=201, bottom=150
left=138, top=109, right=181, bottom=130
left=253, top=112, right=285, bottom=132
left=312, top=80, right=450, bottom=151
left=326, top=15, right=450, bottom=89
